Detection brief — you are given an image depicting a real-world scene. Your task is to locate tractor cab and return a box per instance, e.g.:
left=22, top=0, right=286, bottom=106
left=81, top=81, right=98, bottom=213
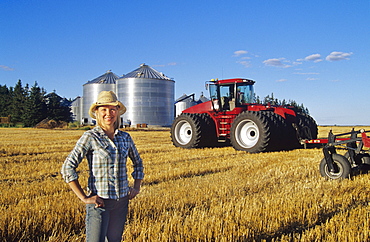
left=207, top=78, right=255, bottom=111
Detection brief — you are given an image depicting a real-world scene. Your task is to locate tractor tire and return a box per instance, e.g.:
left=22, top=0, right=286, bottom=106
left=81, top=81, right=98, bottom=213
left=170, top=113, right=205, bottom=148
left=319, top=154, right=351, bottom=179
left=296, top=112, right=318, bottom=140
left=263, top=111, right=290, bottom=151
left=230, top=111, right=273, bottom=153
left=198, top=113, right=218, bottom=147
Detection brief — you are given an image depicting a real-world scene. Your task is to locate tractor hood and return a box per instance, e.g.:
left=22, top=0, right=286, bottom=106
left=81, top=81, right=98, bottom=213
left=182, top=100, right=213, bottom=114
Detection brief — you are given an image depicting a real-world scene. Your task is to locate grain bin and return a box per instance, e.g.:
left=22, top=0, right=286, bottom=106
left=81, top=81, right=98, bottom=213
left=116, top=64, right=175, bottom=127
left=82, top=70, right=119, bottom=124
left=70, top=96, right=82, bottom=122
left=175, top=94, right=197, bottom=117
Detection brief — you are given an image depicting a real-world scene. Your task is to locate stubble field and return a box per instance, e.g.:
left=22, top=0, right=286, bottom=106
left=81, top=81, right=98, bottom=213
left=1, top=126, right=370, bottom=241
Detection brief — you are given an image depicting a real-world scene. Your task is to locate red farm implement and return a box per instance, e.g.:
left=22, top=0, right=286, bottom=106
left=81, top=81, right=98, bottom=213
left=317, top=129, right=370, bottom=179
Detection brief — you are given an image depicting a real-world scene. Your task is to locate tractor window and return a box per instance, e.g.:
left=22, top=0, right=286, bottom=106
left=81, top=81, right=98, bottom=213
left=209, top=84, right=220, bottom=110
left=209, top=84, right=218, bottom=100
left=209, top=84, right=233, bottom=110
left=219, top=85, right=233, bottom=110
left=236, top=83, right=254, bottom=105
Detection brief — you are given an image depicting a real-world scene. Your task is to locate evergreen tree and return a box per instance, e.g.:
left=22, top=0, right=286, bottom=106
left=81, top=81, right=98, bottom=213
left=45, top=92, right=72, bottom=122
left=1, top=80, right=73, bottom=126
left=253, top=93, right=260, bottom=104
left=23, top=82, right=47, bottom=127
left=0, top=85, right=11, bottom=117
left=9, top=80, right=27, bottom=123
left=259, top=93, right=310, bottom=114
left=282, top=99, right=287, bottom=106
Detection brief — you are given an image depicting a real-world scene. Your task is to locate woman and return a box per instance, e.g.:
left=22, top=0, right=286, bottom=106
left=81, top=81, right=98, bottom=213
left=61, top=91, right=144, bottom=242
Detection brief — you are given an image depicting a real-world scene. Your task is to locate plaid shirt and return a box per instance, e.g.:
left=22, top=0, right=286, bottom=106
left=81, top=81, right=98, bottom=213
left=61, top=126, right=144, bottom=199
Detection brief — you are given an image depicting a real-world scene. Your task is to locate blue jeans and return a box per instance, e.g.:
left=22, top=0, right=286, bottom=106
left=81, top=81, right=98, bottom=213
left=86, top=196, right=129, bottom=242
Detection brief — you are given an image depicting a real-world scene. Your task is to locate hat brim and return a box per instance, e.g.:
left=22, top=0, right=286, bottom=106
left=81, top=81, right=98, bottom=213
left=89, top=101, right=126, bottom=119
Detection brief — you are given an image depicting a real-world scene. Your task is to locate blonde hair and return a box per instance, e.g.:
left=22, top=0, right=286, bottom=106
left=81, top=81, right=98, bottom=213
left=95, top=106, right=121, bottom=130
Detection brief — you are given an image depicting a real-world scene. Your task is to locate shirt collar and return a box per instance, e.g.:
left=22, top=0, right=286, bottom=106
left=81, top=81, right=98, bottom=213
left=94, top=126, right=121, bottom=137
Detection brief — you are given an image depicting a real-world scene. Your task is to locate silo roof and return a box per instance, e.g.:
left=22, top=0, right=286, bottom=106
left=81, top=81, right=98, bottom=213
left=122, top=64, right=172, bottom=80
left=85, top=70, right=119, bottom=85
left=198, top=94, right=210, bottom=103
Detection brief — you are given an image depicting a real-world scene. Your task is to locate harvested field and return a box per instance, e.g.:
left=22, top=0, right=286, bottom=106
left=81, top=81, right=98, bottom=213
left=1, top=126, right=370, bottom=241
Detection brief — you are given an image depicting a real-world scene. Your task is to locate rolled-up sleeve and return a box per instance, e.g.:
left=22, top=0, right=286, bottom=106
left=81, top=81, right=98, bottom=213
left=61, top=132, right=91, bottom=183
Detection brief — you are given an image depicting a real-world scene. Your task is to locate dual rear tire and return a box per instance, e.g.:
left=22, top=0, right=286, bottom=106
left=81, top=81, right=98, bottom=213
left=230, top=111, right=306, bottom=152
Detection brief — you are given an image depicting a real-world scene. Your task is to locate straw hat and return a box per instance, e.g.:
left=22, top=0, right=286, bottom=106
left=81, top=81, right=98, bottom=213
left=89, top=91, right=126, bottom=119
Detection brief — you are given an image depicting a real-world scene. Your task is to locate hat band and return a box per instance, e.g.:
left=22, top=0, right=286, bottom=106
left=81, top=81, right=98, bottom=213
left=96, top=101, right=118, bottom=105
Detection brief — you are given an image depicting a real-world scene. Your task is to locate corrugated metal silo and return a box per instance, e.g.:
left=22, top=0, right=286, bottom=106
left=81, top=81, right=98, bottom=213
left=82, top=70, right=119, bottom=124
left=71, top=96, right=83, bottom=122
left=116, top=64, right=175, bottom=127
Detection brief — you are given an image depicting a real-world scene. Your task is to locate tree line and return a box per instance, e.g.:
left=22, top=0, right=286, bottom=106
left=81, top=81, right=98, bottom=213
left=0, top=80, right=72, bottom=127
left=255, top=93, right=310, bottom=114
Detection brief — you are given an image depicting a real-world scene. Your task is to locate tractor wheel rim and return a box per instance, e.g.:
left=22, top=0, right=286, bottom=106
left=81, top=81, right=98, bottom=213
left=175, top=120, right=192, bottom=145
left=236, top=120, right=259, bottom=148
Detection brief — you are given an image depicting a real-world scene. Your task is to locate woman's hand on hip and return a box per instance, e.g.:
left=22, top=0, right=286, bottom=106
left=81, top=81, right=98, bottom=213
left=83, top=195, right=105, bottom=208
left=129, top=187, right=140, bottom=200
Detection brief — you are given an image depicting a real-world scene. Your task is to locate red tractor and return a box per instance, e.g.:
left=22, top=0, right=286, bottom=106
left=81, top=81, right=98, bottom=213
left=171, top=78, right=318, bottom=153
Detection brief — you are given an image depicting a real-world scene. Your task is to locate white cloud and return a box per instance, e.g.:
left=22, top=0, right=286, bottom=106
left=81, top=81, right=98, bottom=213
left=326, top=51, right=353, bottom=61
left=152, top=62, right=178, bottom=67
left=234, top=50, right=252, bottom=67
left=276, top=79, right=287, bottom=82
left=297, top=54, right=322, bottom=63
left=233, top=50, right=248, bottom=57
left=306, top=77, right=319, bottom=81
left=263, top=58, right=291, bottom=68
left=304, top=54, right=322, bottom=63
left=0, top=65, right=14, bottom=71
left=237, top=60, right=251, bottom=67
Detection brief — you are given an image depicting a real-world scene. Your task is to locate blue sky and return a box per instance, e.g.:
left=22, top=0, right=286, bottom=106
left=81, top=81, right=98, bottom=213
left=1, top=0, right=369, bottom=125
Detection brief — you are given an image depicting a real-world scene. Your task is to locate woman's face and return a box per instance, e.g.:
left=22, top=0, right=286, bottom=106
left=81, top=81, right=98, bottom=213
left=96, top=105, right=118, bottom=128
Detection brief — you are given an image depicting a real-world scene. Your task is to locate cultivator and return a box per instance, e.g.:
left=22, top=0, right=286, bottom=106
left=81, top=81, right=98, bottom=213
left=318, top=129, right=370, bottom=179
